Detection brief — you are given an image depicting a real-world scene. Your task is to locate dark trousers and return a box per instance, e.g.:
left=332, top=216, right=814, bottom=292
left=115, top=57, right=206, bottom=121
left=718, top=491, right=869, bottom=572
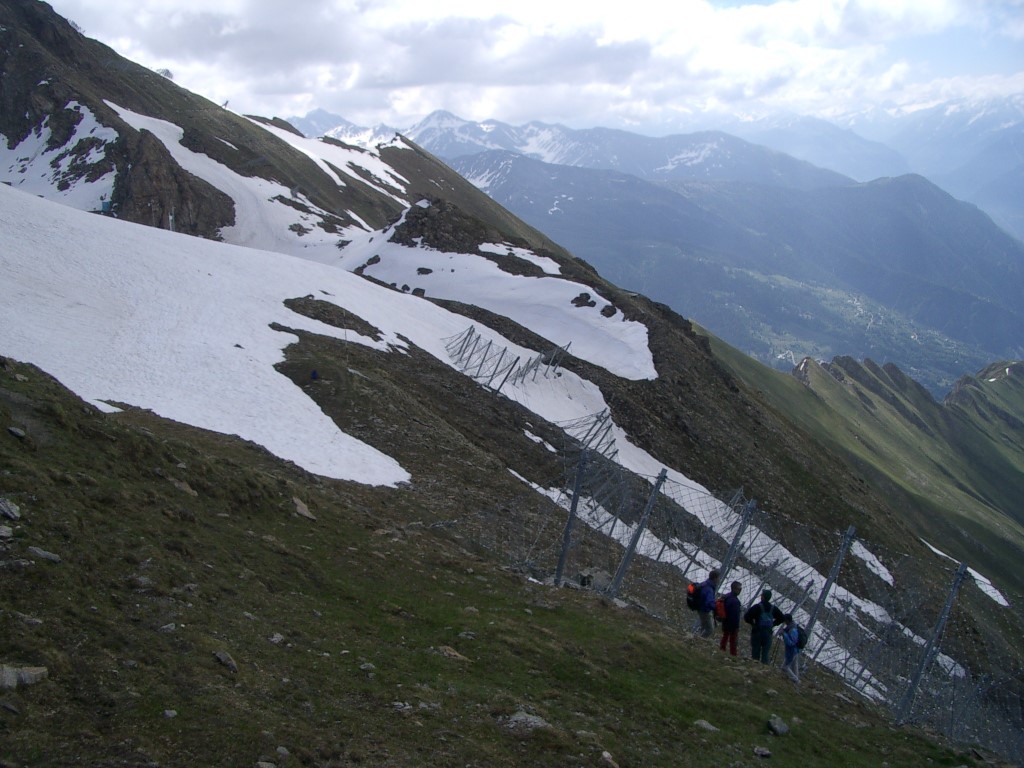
left=751, top=628, right=773, bottom=663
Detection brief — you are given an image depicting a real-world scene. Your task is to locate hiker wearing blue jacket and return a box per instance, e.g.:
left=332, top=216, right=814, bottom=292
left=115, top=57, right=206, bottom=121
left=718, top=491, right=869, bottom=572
left=781, top=613, right=801, bottom=683
left=744, top=589, right=784, bottom=663
left=697, top=569, right=720, bottom=638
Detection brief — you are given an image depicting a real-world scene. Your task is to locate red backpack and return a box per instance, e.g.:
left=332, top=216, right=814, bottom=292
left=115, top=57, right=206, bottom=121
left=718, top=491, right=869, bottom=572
left=715, top=596, right=727, bottom=620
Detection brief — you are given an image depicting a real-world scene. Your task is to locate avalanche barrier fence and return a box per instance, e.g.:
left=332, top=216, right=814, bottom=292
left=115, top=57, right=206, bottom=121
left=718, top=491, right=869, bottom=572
left=428, top=411, right=1024, bottom=765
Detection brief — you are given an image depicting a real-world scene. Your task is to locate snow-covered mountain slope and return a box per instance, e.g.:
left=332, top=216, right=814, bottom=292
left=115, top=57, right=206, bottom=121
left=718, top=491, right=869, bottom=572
left=0, top=183, right=654, bottom=483
left=0, top=100, right=118, bottom=211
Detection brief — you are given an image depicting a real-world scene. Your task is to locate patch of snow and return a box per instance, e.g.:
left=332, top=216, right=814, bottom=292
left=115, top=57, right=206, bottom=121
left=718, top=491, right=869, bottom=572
left=851, top=540, right=894, bottom=585
left=920, top=539, right=1009, bottom=606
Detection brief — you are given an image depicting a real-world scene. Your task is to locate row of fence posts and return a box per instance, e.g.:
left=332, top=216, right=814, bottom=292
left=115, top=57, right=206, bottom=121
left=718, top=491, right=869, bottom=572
left=553, top=449, right=981, bottom=739
left=444, top=326, right=570, bottom=393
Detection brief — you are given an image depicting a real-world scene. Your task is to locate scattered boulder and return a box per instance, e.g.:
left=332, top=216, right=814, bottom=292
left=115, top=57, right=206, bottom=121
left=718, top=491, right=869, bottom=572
left=435, top=645, right=470, bottom=662
left=577, top=567, right=612, bottom=591
left=292, top=496, right=316, bottom=521
left=754, top=745, right=772, bottom=758
left=27, top=546, right=61, bottom=563
left=214, top=650, right=238, bottom=673
left=1, top=699, right=21, bottom=715
left=0, top=665, right=49, bottom=690
left=153, top=467, right=197, bottom=496
left=694, top=719, right=720, bottom=732
left=0, top=498, right=20, bottom=521
left=504, top=710, right=550, bottom=731
left=768, top=713, right=790, bottom=736
left=169, top=477, right=198, bottom=497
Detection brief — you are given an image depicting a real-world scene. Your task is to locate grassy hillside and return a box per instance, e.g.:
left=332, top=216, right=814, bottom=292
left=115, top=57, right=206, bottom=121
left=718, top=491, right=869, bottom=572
left=0, top=356, right=994, bottom=768
left=699, top=326, right=1024, bottom=595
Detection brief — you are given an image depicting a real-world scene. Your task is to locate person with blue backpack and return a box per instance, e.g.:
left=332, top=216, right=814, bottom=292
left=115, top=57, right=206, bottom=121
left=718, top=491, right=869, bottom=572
left=781, top=613, right=802, bottom=683
left=743, top=589, right=784, bottom=663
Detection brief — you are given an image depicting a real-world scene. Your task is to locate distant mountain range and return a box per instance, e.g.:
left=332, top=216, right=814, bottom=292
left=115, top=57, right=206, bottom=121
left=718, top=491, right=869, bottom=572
left=290, top=108, right=1024, bottom=396
left=289, top=98, right=1024, bottom=242
left=294, top=108, right=851, bottom=189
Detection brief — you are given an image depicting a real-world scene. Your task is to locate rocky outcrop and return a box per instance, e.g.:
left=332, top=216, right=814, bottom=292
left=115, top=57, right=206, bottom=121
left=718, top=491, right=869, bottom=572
left=107, top=129, right=236, bottom=239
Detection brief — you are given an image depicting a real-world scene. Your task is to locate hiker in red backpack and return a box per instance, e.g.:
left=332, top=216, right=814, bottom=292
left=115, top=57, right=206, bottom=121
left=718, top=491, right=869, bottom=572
left=743, top=589, right=784, bottom=663
left=719, top=580, right=743, bottom=656
left=696, top=569, right=720, bottom=638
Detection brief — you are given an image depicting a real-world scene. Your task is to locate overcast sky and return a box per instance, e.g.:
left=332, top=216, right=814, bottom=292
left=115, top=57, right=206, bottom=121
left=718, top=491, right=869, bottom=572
left=47, top=0, right=1024, bottom=133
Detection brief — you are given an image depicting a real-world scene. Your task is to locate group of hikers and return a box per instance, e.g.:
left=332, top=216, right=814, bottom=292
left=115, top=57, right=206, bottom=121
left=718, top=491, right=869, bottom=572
left=693, top=569, right=803, bottom=683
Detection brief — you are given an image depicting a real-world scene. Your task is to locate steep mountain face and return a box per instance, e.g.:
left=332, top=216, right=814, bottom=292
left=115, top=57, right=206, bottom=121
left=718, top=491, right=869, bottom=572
left=3, top=5, right=1024, bottom=764
left=450, top=150, right=1024, bottom=396
left=0, top=0, right=429, bottom=241
left=801, top=357, right=1024, bottom=566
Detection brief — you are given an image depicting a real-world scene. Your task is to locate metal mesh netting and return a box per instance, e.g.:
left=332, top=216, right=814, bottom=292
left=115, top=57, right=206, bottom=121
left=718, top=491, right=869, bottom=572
left=427, top=412, right=1024, bottom=762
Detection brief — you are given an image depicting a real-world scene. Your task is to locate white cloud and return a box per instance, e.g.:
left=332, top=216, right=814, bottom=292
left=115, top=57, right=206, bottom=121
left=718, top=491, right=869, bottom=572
left=47, top=0, right=1024, bottom=131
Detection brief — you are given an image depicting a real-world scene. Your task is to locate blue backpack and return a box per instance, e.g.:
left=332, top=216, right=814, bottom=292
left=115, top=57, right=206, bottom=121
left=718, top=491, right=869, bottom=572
left=795, top=625, right=808, bottom=650
left=757, top=604, right=776, bottom=629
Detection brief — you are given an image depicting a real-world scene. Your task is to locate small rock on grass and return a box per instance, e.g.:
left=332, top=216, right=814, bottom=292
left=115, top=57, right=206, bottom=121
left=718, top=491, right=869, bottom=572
left=213, top=650, right=238, bottom=672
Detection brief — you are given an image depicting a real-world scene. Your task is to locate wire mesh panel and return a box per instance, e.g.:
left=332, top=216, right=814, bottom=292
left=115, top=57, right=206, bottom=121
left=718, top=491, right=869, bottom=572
left=422, top=413, right=1024, bottom=763
left=905, top=572, right=1024, bottom=758
left=443, top=325, right=567, bottom=393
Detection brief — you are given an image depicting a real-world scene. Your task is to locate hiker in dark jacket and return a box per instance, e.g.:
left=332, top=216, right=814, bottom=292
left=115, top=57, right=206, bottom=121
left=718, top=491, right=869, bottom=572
left=719, top=580, right=743, bottom=655
left=744, top=589, right=784, bottom=663
left=697, top=569, right=720, bottom=638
